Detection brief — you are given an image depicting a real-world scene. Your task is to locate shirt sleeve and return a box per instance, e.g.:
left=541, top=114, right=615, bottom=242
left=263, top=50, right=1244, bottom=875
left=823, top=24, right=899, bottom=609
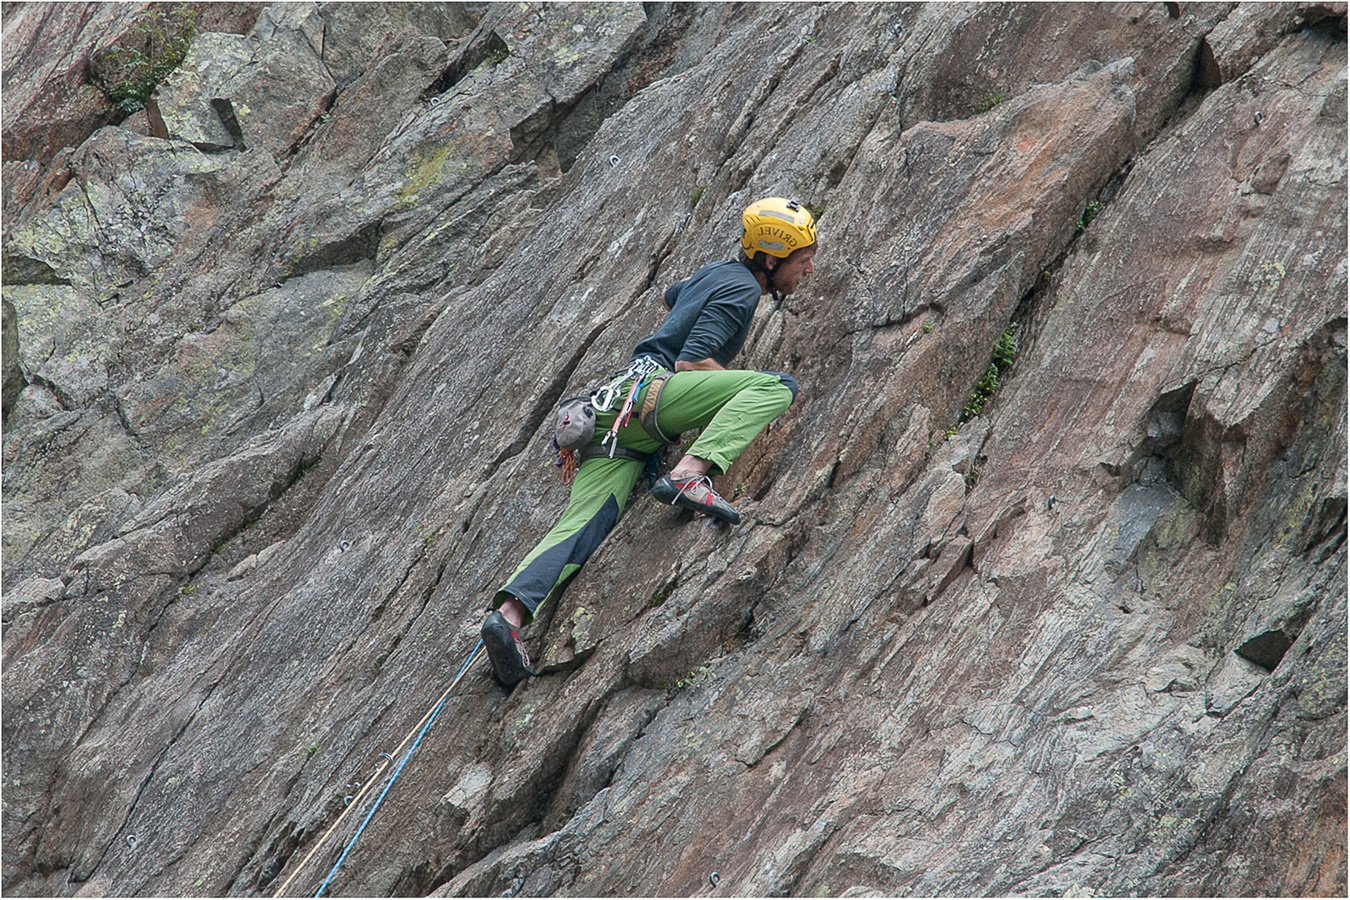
left=663, top=279, right=687, bottom=310
left=675, top=283, right=757, bottom=363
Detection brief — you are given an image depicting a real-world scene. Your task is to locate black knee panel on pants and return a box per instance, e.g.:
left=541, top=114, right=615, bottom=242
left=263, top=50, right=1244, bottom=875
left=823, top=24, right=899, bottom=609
left=761, top=371, right=799, bottom=401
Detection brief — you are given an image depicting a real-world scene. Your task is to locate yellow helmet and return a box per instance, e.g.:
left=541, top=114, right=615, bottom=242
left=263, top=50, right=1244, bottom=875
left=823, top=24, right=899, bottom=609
left=740, top=197, right=817, bottom=259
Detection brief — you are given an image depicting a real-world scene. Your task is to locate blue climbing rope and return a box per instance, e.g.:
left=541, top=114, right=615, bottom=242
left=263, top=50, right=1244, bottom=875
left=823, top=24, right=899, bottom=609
left=313, top=639, right=485, bottom=898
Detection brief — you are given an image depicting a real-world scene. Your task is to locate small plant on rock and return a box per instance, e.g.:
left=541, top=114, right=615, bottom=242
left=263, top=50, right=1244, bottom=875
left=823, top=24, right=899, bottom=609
left=669, top=662, right=717, bottom=692
left=1076, top=199, right=1103, bottom=232
left=975, top=88, right=1011, bottom=114
left=103, top=4, right=199, bottom=114
left=961, top=323, right=1018, bottom=421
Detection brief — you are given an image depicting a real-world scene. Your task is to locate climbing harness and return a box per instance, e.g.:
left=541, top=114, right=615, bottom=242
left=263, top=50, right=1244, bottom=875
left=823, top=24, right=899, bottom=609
left=593, top=356, right=666, bottom=456
left=638, top=372, right=674, bottom=444
left=552, top=357, right=672, bottom=483
left=270, top=640, right=485, bottom=898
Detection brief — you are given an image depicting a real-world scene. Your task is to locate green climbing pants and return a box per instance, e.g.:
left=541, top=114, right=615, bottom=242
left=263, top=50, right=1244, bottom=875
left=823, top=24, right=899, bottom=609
left=494, top=368, right=797, bottom=619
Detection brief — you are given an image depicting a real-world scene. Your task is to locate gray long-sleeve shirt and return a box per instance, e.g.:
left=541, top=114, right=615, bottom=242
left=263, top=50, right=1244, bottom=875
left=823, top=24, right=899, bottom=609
left=629, top=260, right=762, bottom=369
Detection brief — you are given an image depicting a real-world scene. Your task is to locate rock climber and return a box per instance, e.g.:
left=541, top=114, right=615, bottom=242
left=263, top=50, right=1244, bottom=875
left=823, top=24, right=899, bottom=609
left=479, top=197, right=818, bottom=686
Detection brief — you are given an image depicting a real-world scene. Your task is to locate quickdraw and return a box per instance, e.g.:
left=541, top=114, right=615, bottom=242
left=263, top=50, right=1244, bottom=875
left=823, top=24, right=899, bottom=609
left=592, top=356, right=665, bottom=457
left=590, top=356, right=664, bottom=412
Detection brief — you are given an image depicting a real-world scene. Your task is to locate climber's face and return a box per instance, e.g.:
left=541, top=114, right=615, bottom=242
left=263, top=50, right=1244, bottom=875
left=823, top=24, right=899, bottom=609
left=769, top=245, right=816, bottom=295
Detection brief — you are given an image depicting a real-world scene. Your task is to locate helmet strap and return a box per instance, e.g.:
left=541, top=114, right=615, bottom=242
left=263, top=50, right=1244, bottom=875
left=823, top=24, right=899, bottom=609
left=743, top=253, right=785, bottom=303
left=766, top=265, right=784, bottom=304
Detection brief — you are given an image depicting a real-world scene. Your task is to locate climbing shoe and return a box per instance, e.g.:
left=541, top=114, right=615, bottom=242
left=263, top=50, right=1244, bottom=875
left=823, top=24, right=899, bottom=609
left=480, top=611, right=534, bottom=687
left=651, top=472, right=741, bottom=525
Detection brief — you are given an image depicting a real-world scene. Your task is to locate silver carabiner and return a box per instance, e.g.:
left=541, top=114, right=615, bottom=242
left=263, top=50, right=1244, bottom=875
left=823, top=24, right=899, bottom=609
left=590, top=371, right=627, bottom=412
left=591, top=383, right=619, bottom=412
left=591, top=358, right=664, bottom=413
left=630, top=356, right=661, bottom=381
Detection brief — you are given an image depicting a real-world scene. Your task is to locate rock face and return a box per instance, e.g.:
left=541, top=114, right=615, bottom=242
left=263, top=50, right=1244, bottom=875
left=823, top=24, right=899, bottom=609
left=2, top=2, right=1345, bottom=897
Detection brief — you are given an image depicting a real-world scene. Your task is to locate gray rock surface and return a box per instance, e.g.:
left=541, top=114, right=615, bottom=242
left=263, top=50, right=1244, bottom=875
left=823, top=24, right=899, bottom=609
left=2, top=2, right=1345, bottom=897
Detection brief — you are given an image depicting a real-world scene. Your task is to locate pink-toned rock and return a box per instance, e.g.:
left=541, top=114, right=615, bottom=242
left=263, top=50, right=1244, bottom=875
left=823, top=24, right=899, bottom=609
left=0, top=4, right=1343, bottom=898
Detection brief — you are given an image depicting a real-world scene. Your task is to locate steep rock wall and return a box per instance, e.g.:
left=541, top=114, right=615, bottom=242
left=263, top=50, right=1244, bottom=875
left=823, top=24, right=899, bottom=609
left=2, top=3, right=1345, bottom=897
